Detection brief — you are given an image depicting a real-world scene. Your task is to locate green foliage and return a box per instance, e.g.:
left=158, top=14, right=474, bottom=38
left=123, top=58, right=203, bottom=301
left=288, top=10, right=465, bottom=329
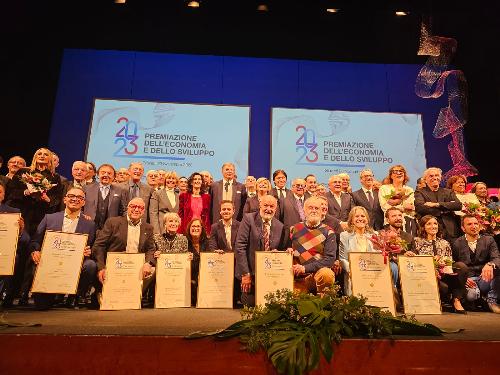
left=186, top=287, right=443, bottom=375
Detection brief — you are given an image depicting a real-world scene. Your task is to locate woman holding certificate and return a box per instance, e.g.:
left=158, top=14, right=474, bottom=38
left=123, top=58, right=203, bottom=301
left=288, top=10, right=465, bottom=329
left=5, top=148, right=63, bottom=236
left=409, top=215, right=468, bottom=314
left=378, top=165, right=416, bottom=236
left=178, top=172, right=211, bottom=235
left=339, top=206, right=399, bottom=295
left=154, top=213, right=189, bottom=254
left=186, top=218, right=209, bottom=306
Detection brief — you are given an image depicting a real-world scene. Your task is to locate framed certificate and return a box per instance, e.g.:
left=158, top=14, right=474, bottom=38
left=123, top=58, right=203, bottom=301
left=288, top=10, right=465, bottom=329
left=100, top=252, right=145, bottom=310
left=0, top=213, right=21, bottom=276
left=398, top=256, right=441, bottom=315
left=31, top=230, right=88, bottom=294
left=349, top=252, right=396, bottom=316
left=197, top=252, right=234, bottom=309
left=155, top=253, right=191, bottom=308
left=255, top=251, right=293, bottom=306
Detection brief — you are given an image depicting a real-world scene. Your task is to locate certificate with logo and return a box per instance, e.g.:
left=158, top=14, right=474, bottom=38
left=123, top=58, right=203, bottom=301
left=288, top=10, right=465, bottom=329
left=31, top=231, right=88, bottom=294
left=349, top=252, right=396, bottom=316
left=255, top=251, right=293, bottom=306
left=155, top=253, right=191, bottom=308
left=197, top=252, right=234, bottom=309
left=100, top=252, right=145, bottom=310
left=398, top=256, right=441, bottom=314
left=0, top=213, right=21, bottom=276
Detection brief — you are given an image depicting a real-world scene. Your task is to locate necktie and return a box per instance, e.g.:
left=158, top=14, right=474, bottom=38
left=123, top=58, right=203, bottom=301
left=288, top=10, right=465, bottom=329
left=224, top=181, right=230, bottom=192
left=263, top=221, right=270, bottom=251
left=296, top=198, right=305, bottom=221
left=280, top=188, right=286, bottom=198
left=100, top=185, right=109, bottom=200
left=225, top=224, right=232, bottom=250
left=367, top=190, right=374, bottom=208
left=131, top=184, right=139, bottom=199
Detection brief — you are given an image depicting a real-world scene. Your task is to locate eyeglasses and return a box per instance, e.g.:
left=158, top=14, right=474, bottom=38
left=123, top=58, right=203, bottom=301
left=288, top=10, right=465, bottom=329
left=293, top=184, right=305, bottom=188
left=128, top=204, right=145, bottom=211
left=66, top=194, right=85, bottom=201
left=391, top=169, right=405, bottom=174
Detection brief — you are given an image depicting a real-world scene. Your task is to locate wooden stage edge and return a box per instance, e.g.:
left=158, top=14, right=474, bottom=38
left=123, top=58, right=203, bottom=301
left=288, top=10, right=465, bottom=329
left=1, top=335, right=498, bottom=374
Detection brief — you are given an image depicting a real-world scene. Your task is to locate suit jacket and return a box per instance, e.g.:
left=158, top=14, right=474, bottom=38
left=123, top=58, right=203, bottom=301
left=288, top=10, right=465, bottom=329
left=92, top=216, right=155, bottom=270
left=119, top=181, right=152, bottom=222
left=210, top=180, right=246, bottom=223
left=271, top=187, right=291, bottom=200
left=415, top=187, right=462, bottom=240
left=235, top=212, right=289, bottom=279
left=0, top=175, right=9, bottom=188
left=326, top=191, right=354, bottom=222
left=351, top=188, right=384, bottom=230
left=149, top=188, right=180, bottom=234
left=208, top=220, right=240, bottom=251
left=83, top=182, right=127, bottom=221
left=281, top=194, right=306, bottom=230
left=452, top=235, right=500, bottom=276
left=29, top=211, right=96, bottom=252
left=178, top=192, right=211, bottom=235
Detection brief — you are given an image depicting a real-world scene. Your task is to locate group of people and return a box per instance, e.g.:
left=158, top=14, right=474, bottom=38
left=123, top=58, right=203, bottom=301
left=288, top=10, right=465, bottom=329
left=0, top=149, right=499, bottom=314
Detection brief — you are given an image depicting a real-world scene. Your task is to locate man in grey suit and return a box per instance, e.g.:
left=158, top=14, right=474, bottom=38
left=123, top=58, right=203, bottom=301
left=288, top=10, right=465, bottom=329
left=235, top=195, right=289, bottom=306
left=452, top=215, right=500, bottom=313
left=92, top=197, right=156, bottom=289
left=149, top=171, right=179, bottom=234
left=351, top=169, right=384, bottom=230
left=119, top=162, right=152, bottom=222
left=60, top=160, right=89, bottom=210
left=210, top=162, right=246, bottom=223
left=83, top=164, right=127, bottom=230
left=325, top=174, right=353, bottom=226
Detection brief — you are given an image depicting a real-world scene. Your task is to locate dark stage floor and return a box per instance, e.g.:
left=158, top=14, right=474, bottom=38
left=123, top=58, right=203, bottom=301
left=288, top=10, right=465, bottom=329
left=1, top=306, right=500, bottom=340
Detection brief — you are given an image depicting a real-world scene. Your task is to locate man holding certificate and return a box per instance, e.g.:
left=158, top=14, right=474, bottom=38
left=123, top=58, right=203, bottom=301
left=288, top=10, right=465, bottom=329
left=24, top=187, right=96, bottom=310
left=92, top=197, right=156, bottom=298
left=291, top=196, right=336, bottom=296
left=235, top=195, right=289, bottom=306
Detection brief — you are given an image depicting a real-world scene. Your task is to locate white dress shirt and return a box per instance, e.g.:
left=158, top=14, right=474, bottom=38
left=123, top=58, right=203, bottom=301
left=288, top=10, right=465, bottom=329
left=126, top=216, right=141, bottom=253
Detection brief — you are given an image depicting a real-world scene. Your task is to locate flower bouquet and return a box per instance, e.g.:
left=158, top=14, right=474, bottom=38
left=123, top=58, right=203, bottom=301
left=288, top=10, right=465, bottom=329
left=382, top=187, right=413, bottom=201
left=462, top=202, right=499, bottom=232
left=433, top=255, right=454, bottom=279
left=369, top=230, right=408, bottom=264
left=20, top=171, right=57, bottom=201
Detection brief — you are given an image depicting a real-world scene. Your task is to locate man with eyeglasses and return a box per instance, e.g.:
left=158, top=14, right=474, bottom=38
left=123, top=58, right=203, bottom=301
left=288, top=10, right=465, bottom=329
left=0, top=156, right=26, bottom=187
left=22, top=187, right=97, bottom=310
left=119, top=162, right=152, bottom=222
left=60, top=161, right=89, bottom=210
left=281, top=178, right=308, bottom=229
left=92, top=197, right=156, bottom=301
left=351, top=169, right=384, bottom=230
left=326, top=174, right=354, bottom=228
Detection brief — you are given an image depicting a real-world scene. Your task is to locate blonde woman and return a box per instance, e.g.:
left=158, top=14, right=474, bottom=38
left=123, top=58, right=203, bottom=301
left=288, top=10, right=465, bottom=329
left=243, top=177, right=272, bottom=214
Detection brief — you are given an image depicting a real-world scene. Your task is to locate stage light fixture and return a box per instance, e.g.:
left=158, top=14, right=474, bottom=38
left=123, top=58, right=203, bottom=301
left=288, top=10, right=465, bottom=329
left=187, top=1, right=201, bottom=8
left=326, top=8, right=340, bottom=13
left=257, top=4, right=269, bottom=12
left=114, top=0, right=126, bottom=4
left=395, top=11, right=409, bottom=16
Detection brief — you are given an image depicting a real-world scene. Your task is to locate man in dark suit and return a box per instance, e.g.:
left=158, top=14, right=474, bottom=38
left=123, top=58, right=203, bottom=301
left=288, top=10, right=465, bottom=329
left=452, top=215, right=500, bottom=313
left=304, top=174, right=317, bottom=197
left=60, top=161, right=89, bottom=209
left=281, top=178, right=307, bottom=230
left=0, top=183, right=30, bottom=307
left=210, top=162, right=246, bottom=223
left=209, top=200, right=240, bottom=251
left=83, top=164, right=127, bottom=231
left=351, top=169, right=384, bottom=230
left=119, top=162, right=152, bottom=222
left=235, top=195, right=289, bottom=306
left=415, top=167, right=462, bottom=242
left=326, top=174, right=353, bottom=225
left=270, top=169, right=290, bottom=200
left=92, top=197, right=156, bottom=292
left=24, top=187, right=96, bottom=309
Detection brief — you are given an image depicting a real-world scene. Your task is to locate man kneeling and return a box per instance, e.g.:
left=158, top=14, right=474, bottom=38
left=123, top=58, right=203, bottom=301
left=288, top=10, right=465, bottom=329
left=291, top=196, right=336, bottom=295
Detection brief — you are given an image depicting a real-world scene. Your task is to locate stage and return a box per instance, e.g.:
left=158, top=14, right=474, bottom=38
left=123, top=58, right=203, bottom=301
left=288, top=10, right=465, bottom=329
left=1, top=307, right=499, bottom=374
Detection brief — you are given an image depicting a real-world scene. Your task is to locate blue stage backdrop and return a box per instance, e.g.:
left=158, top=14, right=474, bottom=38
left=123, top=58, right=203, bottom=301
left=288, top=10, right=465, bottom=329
left=50, top=49, right=450, bottom=186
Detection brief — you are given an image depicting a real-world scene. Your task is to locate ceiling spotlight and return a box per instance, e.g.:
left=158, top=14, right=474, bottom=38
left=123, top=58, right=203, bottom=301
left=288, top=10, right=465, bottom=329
left=257, top=4, right=269, bottom=12
left=395, top=11, right=409, bottom=16
left=114, top=0, right=126, bottom=4
left=187, top=1, right=200, bottom=8
left=326, top=8, right=340, bottom=13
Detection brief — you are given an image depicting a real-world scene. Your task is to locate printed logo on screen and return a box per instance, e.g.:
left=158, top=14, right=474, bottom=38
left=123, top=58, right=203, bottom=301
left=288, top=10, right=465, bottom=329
left=114, top=117, right=139, bottom=156
left=295, top=125, right=318, bottom=164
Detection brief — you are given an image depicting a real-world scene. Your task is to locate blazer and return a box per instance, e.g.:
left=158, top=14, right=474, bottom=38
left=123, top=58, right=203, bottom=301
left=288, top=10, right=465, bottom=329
left=243, top=195, right=260, bottom=214
left=149, top=188, right=179, bottom=234
left=326, top=191, right=354, bottom=222
left=178, top=192, right=211, bottom=235
left=29, top=210, right=96, bottom=252
left=351, top=188, right=384, bottom=230
left=452, top=235, right=500, bottom=276
left=234, top=212, right=289, bottom=279
left=281, top=194, right=306, bottom=230
left=208, top=219, right=240, bottom=251
left=415, top=187, right=462, bottom=240
left=119, top=181, right=152, bottom=222
left=270, top=187, right=291, bottom=200
left=92, top=216, right=155, bottom=270
left=338, top=231, right=377, bottom=262
left=83, top=182, right=127, bottom=221
left=210, top=180, right=246, bottom=223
